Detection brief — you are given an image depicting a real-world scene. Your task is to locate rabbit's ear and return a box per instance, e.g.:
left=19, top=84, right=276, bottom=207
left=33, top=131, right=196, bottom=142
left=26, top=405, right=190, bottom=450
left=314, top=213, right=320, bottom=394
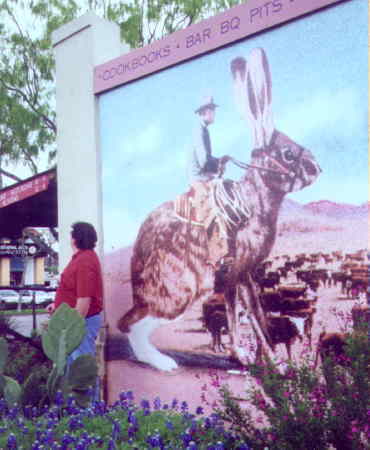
left=231, top=57, right=248, bottom=122
left=246, top=48, right=274, bottom=148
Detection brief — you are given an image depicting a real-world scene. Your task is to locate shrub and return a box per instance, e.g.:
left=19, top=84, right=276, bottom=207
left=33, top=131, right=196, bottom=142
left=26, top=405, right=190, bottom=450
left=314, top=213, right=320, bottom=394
left=215, top=326, right=370, bottom=450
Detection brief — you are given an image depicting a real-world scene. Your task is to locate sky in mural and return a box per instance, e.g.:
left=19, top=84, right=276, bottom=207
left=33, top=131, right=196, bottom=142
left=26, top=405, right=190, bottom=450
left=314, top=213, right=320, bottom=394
left=99, top=0, right=367, bottom=251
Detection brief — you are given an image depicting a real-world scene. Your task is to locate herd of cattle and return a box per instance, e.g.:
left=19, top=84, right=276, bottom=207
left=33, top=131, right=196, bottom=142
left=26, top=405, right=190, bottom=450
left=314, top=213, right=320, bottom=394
left=202, top=249, right=369, bottom=364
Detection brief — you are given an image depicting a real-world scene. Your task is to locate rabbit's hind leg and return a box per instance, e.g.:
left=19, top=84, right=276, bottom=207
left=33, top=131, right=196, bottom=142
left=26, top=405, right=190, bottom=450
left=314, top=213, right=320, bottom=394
left=127, top=315, right=178, bottom=371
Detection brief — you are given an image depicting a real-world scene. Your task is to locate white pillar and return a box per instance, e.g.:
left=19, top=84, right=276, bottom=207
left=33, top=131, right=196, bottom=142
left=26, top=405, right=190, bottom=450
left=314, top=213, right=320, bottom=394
left=52, top=12, right=128, bottom=269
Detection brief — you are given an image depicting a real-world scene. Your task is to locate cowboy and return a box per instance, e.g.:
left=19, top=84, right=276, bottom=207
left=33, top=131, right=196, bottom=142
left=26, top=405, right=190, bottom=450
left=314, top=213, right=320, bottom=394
left=186, top=96, right=231, bottom=265
left=188, top=96, right=228, bottom=183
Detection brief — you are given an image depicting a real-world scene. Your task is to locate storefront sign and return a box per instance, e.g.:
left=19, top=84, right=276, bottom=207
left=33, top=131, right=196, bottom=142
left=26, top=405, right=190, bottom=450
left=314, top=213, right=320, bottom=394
left=0, top=173, right=53, bottom=209
left=0, top=242, right=42, bottom=257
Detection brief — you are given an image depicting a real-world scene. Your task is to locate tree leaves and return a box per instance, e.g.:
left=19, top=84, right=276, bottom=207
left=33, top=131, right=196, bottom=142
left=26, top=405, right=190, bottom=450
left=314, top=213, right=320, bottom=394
left=0, top=0, right=245, bottom=184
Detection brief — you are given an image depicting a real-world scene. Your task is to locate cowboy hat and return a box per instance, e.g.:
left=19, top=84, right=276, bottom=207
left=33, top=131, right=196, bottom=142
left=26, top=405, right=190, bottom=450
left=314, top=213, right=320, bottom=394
left=195, top=96, right=219, bottom=114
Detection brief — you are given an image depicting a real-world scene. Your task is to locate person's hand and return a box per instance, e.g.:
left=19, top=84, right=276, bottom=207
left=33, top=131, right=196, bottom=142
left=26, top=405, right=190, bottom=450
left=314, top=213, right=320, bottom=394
left=218, top=155, right=231, bottom=177
left=220, top=155, right=231, bottom=165
left=46, top=302, right=56, bottom=315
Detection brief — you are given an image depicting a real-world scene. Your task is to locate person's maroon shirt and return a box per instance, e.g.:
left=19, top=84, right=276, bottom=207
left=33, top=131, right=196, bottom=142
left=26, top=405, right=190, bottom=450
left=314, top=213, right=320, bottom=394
left=54, top=249, right=103, bottom=317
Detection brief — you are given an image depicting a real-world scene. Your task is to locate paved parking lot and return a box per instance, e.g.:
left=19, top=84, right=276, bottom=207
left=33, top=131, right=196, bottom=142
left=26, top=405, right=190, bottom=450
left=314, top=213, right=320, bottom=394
left=10, top=313, right=50, bottom=337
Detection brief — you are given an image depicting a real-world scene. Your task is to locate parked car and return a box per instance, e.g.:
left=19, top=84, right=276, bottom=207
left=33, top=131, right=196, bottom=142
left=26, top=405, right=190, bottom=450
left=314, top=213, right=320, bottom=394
left=0, top=289, right=20, bottom=303
left=0, top=289, right=21, bottom=310
left=19, top=290, right=33, bottom=303
left=34, top=290, right=55, bottom=307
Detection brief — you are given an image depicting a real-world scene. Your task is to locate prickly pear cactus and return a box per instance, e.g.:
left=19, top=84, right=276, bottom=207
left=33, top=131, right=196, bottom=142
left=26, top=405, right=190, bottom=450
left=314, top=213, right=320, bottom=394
left=42, top=305, right=98, bottom=406
left=42, top=303, right=86, bottom=366
left=0, top=338, right=22, bottom=405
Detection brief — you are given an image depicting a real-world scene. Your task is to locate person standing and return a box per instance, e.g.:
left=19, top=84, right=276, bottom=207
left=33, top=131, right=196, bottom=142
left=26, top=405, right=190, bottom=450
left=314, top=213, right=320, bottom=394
left=47, top=221, right=103, bottom=370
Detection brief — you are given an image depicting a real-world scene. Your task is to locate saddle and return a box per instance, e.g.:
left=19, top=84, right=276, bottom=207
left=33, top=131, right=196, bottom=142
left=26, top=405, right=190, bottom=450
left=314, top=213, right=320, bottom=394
left=174, top=183, right=233, bottom=266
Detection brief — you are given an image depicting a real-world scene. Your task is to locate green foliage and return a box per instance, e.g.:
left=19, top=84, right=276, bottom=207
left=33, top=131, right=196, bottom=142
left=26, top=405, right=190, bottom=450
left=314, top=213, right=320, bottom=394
left=41, top=304, right=98, bottom=406
left=42, top=303, right=85, bottom=366
left=0, top=394, right=249, bottom=449
left=0, top=0, right=246, bottom=183
left=216, top=328, right=370, bottom=450
left=0, top=305, right=97, bottom=409
left=0, top=338, right=22, bottom=405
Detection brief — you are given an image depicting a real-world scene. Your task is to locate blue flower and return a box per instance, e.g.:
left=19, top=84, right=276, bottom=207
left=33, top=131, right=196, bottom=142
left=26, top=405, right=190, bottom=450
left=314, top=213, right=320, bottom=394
left=112, top=420, right=121, bottom=440
left=31, top=440, right=42, bottom=450
left=196, top=406, right=204, bottom=415
left=6, top=433, right=17, bottom=449
left=128, top=424, right=138, bottom=438
left=55, top=390, right=64, bottom=407
left=126, top=391, right=134, bottom=400
left=180, top=431, right=192, bottom=446
left=153, top=397, right=161, bottom=410
left=107, top=439, right=116, bottom=450
left=141, top=399, right=150, bottom=409
left=171, top=398, right=178, bottom=410
left=187, top=442, right=198, bottom=450
left=147, top=432, right=164, bottom=448
left=236, top=444, right=250, bottom=450
left=68, top=416, right=84, bottom=431
left=166, top=420, right=174, bottom=430
left=181, top=401, right=189, bottom=413
left=128, top=411, right=138, bottom=426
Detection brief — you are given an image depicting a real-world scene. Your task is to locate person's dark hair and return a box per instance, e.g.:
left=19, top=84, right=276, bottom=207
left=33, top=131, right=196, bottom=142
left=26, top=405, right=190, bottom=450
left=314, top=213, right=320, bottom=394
left=71, top=222, right=97, bottom=250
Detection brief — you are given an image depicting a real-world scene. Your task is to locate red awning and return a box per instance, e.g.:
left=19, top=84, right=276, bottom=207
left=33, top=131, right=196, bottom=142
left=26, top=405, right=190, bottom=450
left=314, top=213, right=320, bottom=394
left=0, top=168, right=57, bottom=239
left=0, top=171, right=54, bottom=209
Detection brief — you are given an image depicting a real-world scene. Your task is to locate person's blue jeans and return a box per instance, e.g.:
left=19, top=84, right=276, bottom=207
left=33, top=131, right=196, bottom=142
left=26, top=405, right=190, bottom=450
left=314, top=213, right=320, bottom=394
left=68, top=313, right=102, bottom=402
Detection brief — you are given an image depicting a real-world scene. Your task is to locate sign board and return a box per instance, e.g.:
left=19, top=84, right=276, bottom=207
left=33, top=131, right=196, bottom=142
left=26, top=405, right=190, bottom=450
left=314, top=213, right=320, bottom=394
left=0, top=242, right=43, bottom=258
left=0, top=172, right=54, bottom=209
left=94, top=0, right=345, bottom=93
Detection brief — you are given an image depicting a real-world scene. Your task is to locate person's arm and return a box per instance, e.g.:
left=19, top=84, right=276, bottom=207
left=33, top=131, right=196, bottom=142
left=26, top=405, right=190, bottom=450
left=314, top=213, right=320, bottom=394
left=75, top=297, right=91, bottom=318
left=193, top=126, right=208, bottom=170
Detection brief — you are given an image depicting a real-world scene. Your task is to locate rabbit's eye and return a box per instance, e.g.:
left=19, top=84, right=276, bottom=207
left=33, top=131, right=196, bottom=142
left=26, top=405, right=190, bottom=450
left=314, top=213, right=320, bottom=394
left=282, top=147, right=295, bottom=163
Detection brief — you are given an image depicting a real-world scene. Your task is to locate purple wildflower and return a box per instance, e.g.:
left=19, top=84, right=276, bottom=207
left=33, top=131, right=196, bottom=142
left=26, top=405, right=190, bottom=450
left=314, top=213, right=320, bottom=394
left=180, top=430, right=193, bottom=446
left=141, top=399, right=150, bottom=409
left=6, top=433, right=17, bottom=449
left=196, top=406, right=204, bottom=415
left=68, top=416, right=84, bottom=431
left=128, top=424, right=138, bottom=438
left=153, top=396, right=161, bottom=410
left=112, top=420, right=121, bottom=440
left=128, top=411, right=138, bottom=427
left=147, top=432, right=164, bottom=448
left=55, top=390, right=64, bottom=407
left=107, top=439, right=116, bottom=450
left=181, top=401, right=189, bottom=413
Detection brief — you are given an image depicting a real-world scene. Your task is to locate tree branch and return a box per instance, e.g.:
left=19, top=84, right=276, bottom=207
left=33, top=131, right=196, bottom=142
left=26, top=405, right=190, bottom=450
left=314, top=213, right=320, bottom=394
left=0, top=168, right=22, bottom=182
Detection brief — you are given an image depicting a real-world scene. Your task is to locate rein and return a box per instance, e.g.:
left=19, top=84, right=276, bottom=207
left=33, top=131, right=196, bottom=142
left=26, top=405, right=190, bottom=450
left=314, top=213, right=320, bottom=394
left=230, top=157, right=287, bottom=175
left=229, top=146, right=305, bottom=185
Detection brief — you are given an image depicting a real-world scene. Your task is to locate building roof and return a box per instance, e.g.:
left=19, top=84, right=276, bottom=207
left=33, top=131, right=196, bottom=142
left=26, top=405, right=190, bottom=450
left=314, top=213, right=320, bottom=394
left=0, top=168, right=57, bottom=239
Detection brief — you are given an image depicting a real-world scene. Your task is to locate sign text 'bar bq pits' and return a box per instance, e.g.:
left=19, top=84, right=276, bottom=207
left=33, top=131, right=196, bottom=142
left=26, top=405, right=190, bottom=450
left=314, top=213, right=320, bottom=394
left=94, top=0, right=344, bottom=94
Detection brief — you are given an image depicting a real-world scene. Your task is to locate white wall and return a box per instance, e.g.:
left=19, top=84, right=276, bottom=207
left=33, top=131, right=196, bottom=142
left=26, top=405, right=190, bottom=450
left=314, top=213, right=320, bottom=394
left=52, top=12, right=128, bottom=269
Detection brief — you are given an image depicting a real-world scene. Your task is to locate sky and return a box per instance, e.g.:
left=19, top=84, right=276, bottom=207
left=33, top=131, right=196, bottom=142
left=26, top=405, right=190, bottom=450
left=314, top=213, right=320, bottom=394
left=99, top=0, right=368, bottom=251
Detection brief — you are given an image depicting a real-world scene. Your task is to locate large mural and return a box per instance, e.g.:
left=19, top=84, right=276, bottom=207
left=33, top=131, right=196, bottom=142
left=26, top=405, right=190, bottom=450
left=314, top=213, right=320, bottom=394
left=99, top=0, right=368, bottom=407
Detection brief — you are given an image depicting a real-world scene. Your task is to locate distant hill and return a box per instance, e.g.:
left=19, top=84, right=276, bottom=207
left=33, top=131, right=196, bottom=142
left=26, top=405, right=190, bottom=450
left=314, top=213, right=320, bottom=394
left=274, top=198, right=368, bottom=254
left=303, top=200, right=368, bottom=219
